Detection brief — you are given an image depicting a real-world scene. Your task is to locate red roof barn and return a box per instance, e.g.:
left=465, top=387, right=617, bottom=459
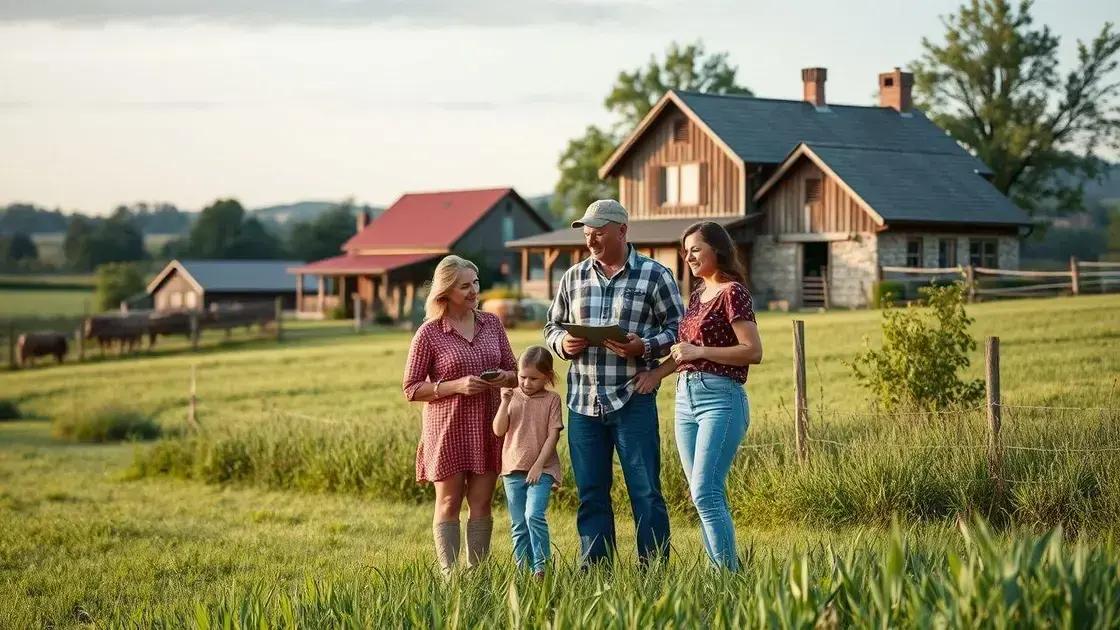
left=290, top=187, right=551, bottom=321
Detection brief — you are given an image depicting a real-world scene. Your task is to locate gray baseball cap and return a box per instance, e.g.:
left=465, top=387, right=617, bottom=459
left=571, top=199, right=629, bottom=228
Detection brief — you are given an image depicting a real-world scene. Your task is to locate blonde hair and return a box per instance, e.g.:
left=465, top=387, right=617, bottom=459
left=424, top=255, right=479, bottom=321
left=519, top=345, right=556, bottom=386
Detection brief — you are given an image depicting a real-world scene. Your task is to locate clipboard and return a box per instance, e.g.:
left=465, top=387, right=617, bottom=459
left=560, top=323, right=628, bottom=345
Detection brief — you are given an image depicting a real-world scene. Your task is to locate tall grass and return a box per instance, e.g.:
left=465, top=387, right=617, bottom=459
left=53, top=404, right=162, bottom=443
left=112, top=521, right=1120, bottom=629
left=129, top=404, right=1120, bottom=531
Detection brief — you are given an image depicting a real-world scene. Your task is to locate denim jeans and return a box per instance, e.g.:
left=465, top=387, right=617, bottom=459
left=502, top=472, right=554, bottom=572
left=567, top=391, right=670, bottom=565
left=675, top=371, right=749, bottom=570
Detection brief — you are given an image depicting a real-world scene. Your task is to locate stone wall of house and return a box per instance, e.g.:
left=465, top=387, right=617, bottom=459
left=878, top=232, right=1021, bottom=269
left=750, top=238, right=798, bottom=307
left=829, top=234, right=878, bottom=308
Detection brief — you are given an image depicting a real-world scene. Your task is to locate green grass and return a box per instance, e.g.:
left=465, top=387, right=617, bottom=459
left=0, top=288, right=92, bottom=316
left=1, top=294, right=1119, bottom=627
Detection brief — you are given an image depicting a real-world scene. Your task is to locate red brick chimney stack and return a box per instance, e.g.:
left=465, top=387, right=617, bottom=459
left=801, top=67, right=827, bottom=108
left=878, top=67, right=914, bottom=113
left=356, top=209, right=370, bottom=233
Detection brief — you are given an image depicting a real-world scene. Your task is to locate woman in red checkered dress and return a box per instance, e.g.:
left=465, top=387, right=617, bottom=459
left=403, top=255, right=517, bottom=574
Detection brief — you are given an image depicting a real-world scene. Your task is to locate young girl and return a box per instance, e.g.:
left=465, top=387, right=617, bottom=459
left=492, top=345, right=563, bottom=576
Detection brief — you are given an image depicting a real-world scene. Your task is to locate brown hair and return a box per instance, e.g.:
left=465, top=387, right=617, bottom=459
left=680, top=221, right=746, bottom=284
left=519, top=345, right=556, bottom=386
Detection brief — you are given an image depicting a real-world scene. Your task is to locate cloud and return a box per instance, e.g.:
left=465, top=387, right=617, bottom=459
left=0, top=0, right=652, bottom=28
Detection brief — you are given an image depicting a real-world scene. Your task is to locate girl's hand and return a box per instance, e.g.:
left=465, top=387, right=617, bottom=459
left=671, top=342, right=704, bottom=363
left=500, top=387, right=515, bottom=402
left=454, top=375, right=489, bottom=396
left=526, top=464, right=544, bottom=485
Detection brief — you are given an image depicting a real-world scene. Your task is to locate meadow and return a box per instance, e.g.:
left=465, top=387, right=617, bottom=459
left=1, top=294, right=1119, bottom=627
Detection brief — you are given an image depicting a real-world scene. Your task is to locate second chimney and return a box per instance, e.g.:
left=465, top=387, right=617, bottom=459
left=879, top=67, right=914, bottom=113
left=801, top=67, right=827, bottom=109
left=356, top=209, right=370, bottom=233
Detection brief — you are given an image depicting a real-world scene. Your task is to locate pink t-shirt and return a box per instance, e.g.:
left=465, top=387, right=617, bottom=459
left=500, top=389, right=564, bottom=484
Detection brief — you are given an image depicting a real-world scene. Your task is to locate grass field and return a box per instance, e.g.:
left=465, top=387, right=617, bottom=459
left=2, top=294, right=1119, bottom=627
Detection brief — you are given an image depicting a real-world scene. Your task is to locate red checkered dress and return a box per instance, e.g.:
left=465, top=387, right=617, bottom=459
left=403, top=311, right=516, bottom=483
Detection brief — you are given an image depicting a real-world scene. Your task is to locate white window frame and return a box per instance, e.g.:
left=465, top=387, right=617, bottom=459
left=661, top=163, right=700, bottom=207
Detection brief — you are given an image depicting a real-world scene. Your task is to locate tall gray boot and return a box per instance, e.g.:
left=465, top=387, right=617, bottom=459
left=465, top=517, right=493, bottom=569
left=433, top=520, right=460, bottom=575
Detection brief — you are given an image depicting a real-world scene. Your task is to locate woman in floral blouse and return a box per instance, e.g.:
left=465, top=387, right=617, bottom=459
left=638, top=222, right=763, bottom=570
left=403, top=255, right=517, bottom=574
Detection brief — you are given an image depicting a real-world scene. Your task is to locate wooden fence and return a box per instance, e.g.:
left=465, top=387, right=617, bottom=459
left=880, top=257, right=1120, bottom=301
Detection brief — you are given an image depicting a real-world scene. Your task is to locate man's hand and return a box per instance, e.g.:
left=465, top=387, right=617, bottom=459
left=526, top=463, right=544, bottom=485
left=604, top=333, right=645, bottom=359
left=670, top=342, right=704, bottom=363
left=562, top=333, right=590, bottom=357
left=633, top=370, right=663, bottom=395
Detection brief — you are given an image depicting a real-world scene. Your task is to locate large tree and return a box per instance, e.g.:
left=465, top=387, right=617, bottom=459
left=286, top=200, right=360, bottom=262
left=552, top=41, right=752, bottom=223
left=911, top=0, right=1120, bottom=215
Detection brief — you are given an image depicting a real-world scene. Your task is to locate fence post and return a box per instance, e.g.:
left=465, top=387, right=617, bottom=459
left=1070, top=256, right=1080, bottom=296
left=985, top=336, right=1004, bottom=501
left=7, top=322, right=16, bottom=370
left=274, top=297, right=283, bottom=342
left=189, top=312, right=200, bottom=351
left=75, top=326, right=84, bottom=362
left=793, top=320, right=810, bottom=464
left=187, top=363, right=200, bottom=432
left=353, top=294, right=362, bottom=332
left=965, top=265, right=976, bottom=303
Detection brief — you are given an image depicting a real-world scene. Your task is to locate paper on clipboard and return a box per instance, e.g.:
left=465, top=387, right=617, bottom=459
left=560, top=322, right=628, bottom=345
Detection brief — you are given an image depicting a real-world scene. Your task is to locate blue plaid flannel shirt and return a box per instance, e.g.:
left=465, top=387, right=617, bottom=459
left=545, top=245, right=684, bottom=416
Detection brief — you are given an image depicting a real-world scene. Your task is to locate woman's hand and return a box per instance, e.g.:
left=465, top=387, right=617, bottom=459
left=633, top=370, right=662, bottom=395
left=670, top=342, right=704, bottom=363
left=452, top=375, right=490, bottom=396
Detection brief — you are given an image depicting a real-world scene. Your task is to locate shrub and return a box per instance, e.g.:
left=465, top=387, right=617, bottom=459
left=327, top=304, right=348, bottom=320
left=53, top=405, right=161, bottom=442
left=479, top=285, right=522, bottom=303
left=871, top=280, right=906, bottom=307
left=0, top=399, right=21, bottom=421
left=849, top=282, right=984, bottom=412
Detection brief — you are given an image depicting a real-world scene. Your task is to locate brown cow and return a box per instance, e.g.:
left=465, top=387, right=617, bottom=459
left=83, top=313, right=150, bottom=355
left=17, top=332, right=68, bottom=366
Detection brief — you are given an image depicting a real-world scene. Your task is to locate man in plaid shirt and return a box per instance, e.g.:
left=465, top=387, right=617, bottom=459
left=544, top=199, right=684, bottom=566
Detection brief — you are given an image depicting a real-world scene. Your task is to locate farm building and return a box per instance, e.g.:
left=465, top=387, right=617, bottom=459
left=289, top=187, right=552, bottom=320
left=508, top=67, right=1034, bottom=309
left=147, top=259, right=317, bottom=311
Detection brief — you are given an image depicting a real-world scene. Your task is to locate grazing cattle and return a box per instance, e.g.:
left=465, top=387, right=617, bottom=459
left=17, top=332, right=68, bottom=366
left=83, top=313, right=150, bottom=355
left=148, top=310, right=192, bottom=346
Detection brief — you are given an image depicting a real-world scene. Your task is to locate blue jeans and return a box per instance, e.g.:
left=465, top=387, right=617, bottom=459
left=675, top=371, right=749, bottom=570
left=502, top=472, right=554, bottom=572
left=567, top=392, right=670, bottom=565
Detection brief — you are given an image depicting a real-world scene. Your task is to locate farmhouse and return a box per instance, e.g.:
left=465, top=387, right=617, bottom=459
left=508, top=67, right=1033, bottom=308
left=289, top=187, right=552, bottom=320
left=147, top=259, right=316, bottom=311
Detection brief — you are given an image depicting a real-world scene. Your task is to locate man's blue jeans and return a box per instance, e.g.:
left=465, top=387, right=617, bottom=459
left=567, top=392, right=670, bottom=565
left=502, top=472, right=555, bottom=572
left=674, top=371, right=749, bottom=570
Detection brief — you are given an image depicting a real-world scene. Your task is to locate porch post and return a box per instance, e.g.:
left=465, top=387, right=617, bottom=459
left=295, top=273, right=304, bottom=314
left=317, top=276, right=326, bottom=314
left=544, top=248, right=561, bottom=299
left=521, top=248, right=529, bottom=289
left=404, top=282, right=416, bottom=318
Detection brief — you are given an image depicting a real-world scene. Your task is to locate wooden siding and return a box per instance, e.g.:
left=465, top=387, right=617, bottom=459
left=615, top=105, right=743, bottom=219
left=760, top=159, right=879, bottom=234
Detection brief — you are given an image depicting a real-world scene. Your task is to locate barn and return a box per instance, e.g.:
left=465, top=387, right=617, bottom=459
left=147, top=259, right=317, bottom=311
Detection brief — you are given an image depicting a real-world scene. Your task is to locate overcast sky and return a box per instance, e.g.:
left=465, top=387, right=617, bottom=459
left=1, top=0, right=1116, bottom=214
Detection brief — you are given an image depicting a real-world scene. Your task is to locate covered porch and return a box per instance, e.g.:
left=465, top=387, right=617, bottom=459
left=287, top=252, right=441, bottom=321
left=507, top=216, right=757, bottom=300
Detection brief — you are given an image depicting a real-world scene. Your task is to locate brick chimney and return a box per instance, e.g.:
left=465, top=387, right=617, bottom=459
left=878, top=67, right=914, bottom=113
left=801, top=67, right=827, bottom=109
left=355, top=209, right=370, bottom=233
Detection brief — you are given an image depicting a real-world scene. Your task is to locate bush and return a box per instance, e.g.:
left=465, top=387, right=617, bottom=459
left=479, top=285, right=522, bottom=303
left=94, top=262, right=147, bottom=311
left=871, top=280, right=906, bottom=307
left=327, top=304, right=348, bottom=320
left=53, top=405, right=161, bottom=442
left=849, top=282, right=984, bottom=412
left=0, top=399, right=21, bottom=421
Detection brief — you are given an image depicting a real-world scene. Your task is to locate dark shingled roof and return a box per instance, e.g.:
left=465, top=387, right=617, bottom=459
left=803, top=143, right=1030, bottom=226
left=175, top=260, right=317, bottom=292
left=507, top=215, right=754, bottom=248
left=675, top=90, right=992, bottom=174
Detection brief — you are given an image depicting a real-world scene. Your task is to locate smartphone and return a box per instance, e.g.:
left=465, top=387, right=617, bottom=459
left=480, top=369, right=503, bottom=382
